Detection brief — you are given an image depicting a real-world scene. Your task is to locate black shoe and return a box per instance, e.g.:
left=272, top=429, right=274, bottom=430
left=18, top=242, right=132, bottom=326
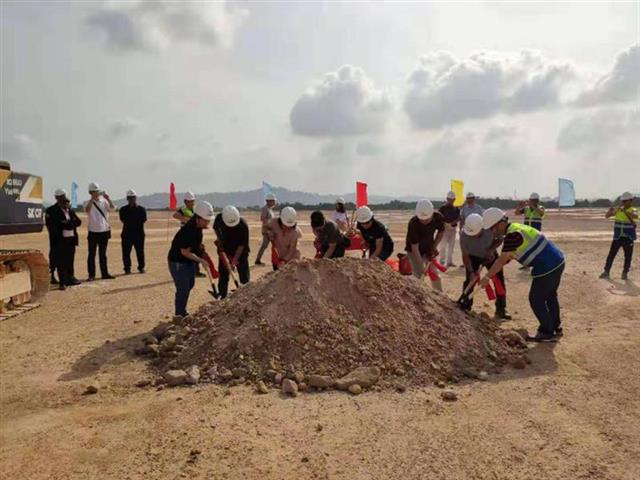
left=495, top=310, right=512, bottom=320
left=599, top=271, right=610, bottom=279
left=554, top=328, right=564, bottom=338
left=622, top=272, right=628, bottom=280
left=124, top=270, right=131, bottom=275
left=527, top=332, right=556, bottom=343
left=255, top=260, right=264, bottom=266
left=50, top=276, right=59, bottom=285
left=88, top=276, right=95, bottom=282
left=102, top=274, right=116, bottom=280
left=59, top=284, right=66, bottom=291
left=195, top=272, right=206, bottom=278
left=68, top=278, right=81, bottom=286
left=138, top=268, right=146, bottom=274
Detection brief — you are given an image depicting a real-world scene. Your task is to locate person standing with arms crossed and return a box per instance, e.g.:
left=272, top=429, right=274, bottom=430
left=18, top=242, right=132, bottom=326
left=85, top=182, right=115, bottom=280
left=438, top=191, right=460, bottom=267
left=255, top=193, right=277, bottom=265
left=600, top=192, right=637, bottom=281
left=119, top=189, right=147, bottom=274
left=45, top=189, right=82, bottom=290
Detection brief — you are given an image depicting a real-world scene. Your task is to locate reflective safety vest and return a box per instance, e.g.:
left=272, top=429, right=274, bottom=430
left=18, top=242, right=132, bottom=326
left=613, top=207, right=637, bottom=241
left=507, top=223, right=564, bottom=278
left=523, top=206, right=544, bottom=230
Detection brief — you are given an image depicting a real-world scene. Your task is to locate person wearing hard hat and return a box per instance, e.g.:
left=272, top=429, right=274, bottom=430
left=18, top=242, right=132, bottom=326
left=404, top=199, right=445, bottom=290
left=310, top=211, right=348, bottom=259
left=212, top=205, right=251, bottom=298
left=480, top=208, right=565, bottom=342
left=118, top=189, right=147, bottom=275
left=356, top=206, right=394, bottom=261
left=45, top=188, right=68, bottom=285
left=459, top=213, right=510, bottom=318
left=332, top=197, right=349, bottom=232
left=515, top=192, right=546, bottom=231
left=255, top=193, right=277, bottom=265
left=438, top=191, right=461, bottom=267
left=85, top=182, right=115, bottom=280
left=167, top=201, right=215, bottom=317
left=265, top=206, right=302, bottom=270
left=45, top=189, right=82, bottom=290
left=173, top=192, right=205, bottom=277
left=600, top=191, right=638, bottom=280
left=460, top=192, right=484, bottom=231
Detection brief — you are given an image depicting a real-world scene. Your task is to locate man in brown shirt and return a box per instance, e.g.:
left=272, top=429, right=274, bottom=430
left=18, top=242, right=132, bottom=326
left=265, top=206, right=302, bottom=270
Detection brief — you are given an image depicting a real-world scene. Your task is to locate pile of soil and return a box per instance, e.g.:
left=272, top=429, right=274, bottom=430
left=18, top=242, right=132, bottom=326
left=148, top=257, right=525, bottom=390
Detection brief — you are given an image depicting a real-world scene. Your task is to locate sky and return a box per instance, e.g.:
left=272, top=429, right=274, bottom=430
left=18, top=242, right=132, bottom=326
left=1, top=1, right=639, bottom=201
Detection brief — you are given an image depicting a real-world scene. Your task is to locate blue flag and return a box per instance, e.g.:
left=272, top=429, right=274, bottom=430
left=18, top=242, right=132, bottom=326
left=70, top=181, right=79, bottom=209
left=262, top=181, right=274, bottom=198
left=558, top=178, right=575, bottom=207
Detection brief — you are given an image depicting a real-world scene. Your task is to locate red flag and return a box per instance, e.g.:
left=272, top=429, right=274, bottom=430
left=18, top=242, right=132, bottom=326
left=169, top=182, right=177, bottom=210
left=356, top=181, right=368, bottom=207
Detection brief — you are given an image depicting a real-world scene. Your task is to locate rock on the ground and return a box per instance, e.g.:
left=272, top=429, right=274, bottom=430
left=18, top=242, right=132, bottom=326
left=308, top=374, right=334, bottom=389
left=152, top=322, right=172, bottom=341
left=136, top=379, right=151, bottom=388
left=274, top=373, right=284, bottom=385
left=256, top=380, right=269, bottom=394
left=84, top=382, right=99, bottom=395
left=441, top=390, right=458, bottom=401
left=282, top=378, right=298, bottom=396
left=164, top=369, right=188, bottom=387
left=186, top=365, right=201, bottom=385
left=511, top=357, right=527, bottom=369
left=218, top=367, right=233, bottom=382
left=335, top=366, right=381, bottom=390
left=502, top=330, right=527, bottom=348
left=348, top=384, right=362, bottom=395
left=477, top=371, right=489, bottom=381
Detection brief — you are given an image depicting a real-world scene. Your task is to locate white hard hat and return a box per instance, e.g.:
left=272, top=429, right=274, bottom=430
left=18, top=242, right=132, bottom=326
left=483, top=207, right=507, bottom=229
left=529, top=192, right=540, bottom=200
left=265, top=193, right=277, bottom=201
left=222, top=205, right=241, bottom=227
left=193, top=201, right=214, bottom=221
left=463, top=213, right=484, bottom=236
left=184, top=191, right=196, bottom=201
left=280, top=206, right=297, bottom=227
left=621, top=191, right=634, bottom=201
left=446, top=191, right=456, bottom=200
left=356, top=206, right=374, bottom=224
left=54, top=188, right=67, bottom=197
left=416, top=199, right=434, bottom=220
left=88, top=182, right=100, bottom=192
left=466, top=192, right=476, bottom=199
left=336, top=197, right=345, bottom=204
left=126, top=189, right=137, bottom=197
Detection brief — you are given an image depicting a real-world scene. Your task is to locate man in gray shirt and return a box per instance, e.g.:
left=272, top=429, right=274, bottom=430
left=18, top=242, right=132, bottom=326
left=459, top=213, right=510, bottom=319
left=254, top=193, right=277, bottom=265
left=460, top=192, right=484, bottom=229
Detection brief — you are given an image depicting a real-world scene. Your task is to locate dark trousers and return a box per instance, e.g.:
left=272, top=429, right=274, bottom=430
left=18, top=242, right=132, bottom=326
left=168, top=261, right=196, bottom=316
left=218, top=256, right=250, bottom=299
left=87, top=231, right=111, bottom=278
left=529, top=263, right=564, bottom=335
left=122, top=234, right=145, bottom=272
left=48, top=243, right=57, bottom=277
left=55, top=238, right=76, bottom=286
left=604, top=237, right=634, bottom=274
left=462, top=255, right=507, bottom=312
left=256, top=234, right=271, bottom=262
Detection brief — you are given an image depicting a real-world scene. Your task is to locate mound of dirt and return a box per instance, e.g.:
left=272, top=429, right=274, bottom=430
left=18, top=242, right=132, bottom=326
left=149, top=257, right=524, bottom=390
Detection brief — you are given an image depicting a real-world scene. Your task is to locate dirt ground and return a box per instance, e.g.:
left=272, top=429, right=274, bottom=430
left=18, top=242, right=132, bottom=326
left=1, top=209, right=638, bottom=480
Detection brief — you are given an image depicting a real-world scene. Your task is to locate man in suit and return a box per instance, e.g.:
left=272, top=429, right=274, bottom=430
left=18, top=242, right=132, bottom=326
left=119, top=189, right=147, bottom=274
left=45, top=189, right=82, bottom=290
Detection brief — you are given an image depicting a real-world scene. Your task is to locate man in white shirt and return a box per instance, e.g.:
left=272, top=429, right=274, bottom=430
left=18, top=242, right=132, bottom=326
left=85, top=182, right=115, bottom=280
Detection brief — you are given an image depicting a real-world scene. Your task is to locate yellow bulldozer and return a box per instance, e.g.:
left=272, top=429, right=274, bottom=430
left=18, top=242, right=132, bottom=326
left=0, top=161, right=49, bottom=317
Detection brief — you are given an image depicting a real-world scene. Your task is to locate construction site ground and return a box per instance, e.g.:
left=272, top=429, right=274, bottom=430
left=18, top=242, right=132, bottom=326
left=1, top=209, right=638, bottom=480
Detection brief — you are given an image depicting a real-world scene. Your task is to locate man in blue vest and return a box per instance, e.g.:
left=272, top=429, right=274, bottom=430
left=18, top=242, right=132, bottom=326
left=600, top=192, right=637, bottom=281
left=479, top=208, right=565, bottom=342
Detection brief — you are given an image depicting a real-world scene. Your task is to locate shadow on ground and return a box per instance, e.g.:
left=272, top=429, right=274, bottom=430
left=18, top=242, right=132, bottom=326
left=606, top=279, right=640, bottom=297
left=101, top=280, right=173, bottom=295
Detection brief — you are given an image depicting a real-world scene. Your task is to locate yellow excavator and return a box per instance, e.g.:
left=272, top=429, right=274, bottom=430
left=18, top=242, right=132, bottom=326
left=0, top=161, right=49, bottom=317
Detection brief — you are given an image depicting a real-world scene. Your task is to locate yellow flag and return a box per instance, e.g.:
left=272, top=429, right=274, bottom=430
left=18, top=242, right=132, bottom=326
left=450, top=179, right=464, bottom=207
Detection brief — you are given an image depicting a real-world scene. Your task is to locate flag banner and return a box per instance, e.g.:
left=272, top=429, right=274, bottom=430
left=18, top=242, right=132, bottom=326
left=450, top=179, right=464, bottom=207
left=356, top=181, right=368, bottom=207
left=169, top=182, right=177, bottom=210
left=70, top=181, right=78, bottom=209
left=262, top=181, right=274, bottom=199
left=558, top=178, right=575, bottom=207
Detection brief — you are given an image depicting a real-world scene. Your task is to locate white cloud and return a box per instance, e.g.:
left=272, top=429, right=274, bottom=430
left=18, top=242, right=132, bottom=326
left=290, top=65, right=392, bottom=136
left=557, top=108, right=639, bottom=156
left=576, top=44, right=640, bottom=106
left=484, top=124, right=518, bottom=144
left=107, top=118, right=142, bottom=140
left=404, top=50, right=575, bottom=129
left=0, top=134, right=39, bottom=162
left=86, top=1, right=247, bottom=52
left=356, top=140, right=385, bottom=156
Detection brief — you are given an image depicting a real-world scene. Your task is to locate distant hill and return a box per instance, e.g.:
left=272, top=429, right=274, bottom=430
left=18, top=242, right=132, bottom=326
left=115, top=186, right=421, bottom=209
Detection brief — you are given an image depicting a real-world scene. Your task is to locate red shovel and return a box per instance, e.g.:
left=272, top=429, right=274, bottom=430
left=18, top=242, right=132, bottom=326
left=201, top=252, right=220, bottom=299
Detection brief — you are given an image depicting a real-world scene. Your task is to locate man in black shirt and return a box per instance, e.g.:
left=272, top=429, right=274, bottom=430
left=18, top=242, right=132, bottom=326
left=167, top=201, right=214, bottom=317
left=45, top=189, right=82, bottom=290
left=438, top=191, right=460, bottom=266
left=405, top=199, right=445, bottom=290
left=310, top=211, right=346, bottom=259
left=213, top=205, right=250, bottom=299
left=356, top=206, right=394, bottom=261
left=119, top=189, right=147, bottom=274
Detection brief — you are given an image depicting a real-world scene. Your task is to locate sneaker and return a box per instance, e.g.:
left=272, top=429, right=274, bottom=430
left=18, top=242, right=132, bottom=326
left=495, top=310, right=512, bottom=320
left=138, top=268, right=146, bottom=274
left=59, top=284, right=66, bottom=291
left=527, top=332, right=556, bottom=343
left=50, top=276, right=59, bottom=285
left=255, top=260, right=265, bottom=266
left=599, top=271, right=610, bottom=279
left=102, top=274, right=116, bottom=280
left=554, top=328, right=564, bottom=338
left=124, top=270, right=131, bottom=275
left=622, top=272, right=628, bottom=280
left=195, top=272, right=206, bottom=278
left=68, top=278, right=81, bottom=286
